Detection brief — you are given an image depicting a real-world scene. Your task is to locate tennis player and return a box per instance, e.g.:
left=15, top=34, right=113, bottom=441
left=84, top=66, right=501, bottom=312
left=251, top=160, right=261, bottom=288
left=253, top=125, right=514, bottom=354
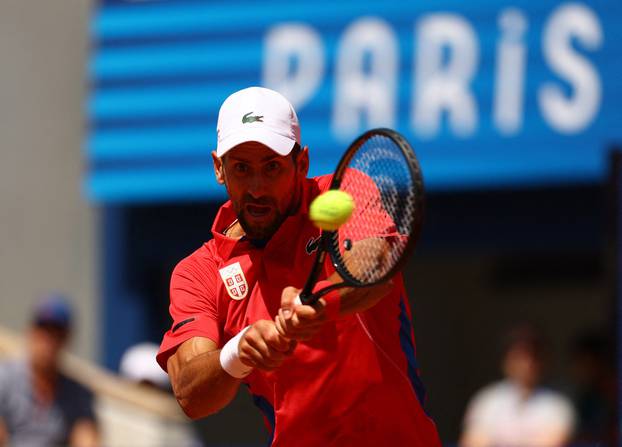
left=157, top=87, right=440, bottom=446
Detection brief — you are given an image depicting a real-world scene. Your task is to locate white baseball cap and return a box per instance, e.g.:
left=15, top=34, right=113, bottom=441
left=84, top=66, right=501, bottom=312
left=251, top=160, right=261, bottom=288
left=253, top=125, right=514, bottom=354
left=216, top=86, right=301, bottom=157
left=120, top=342, right=170, bottom=388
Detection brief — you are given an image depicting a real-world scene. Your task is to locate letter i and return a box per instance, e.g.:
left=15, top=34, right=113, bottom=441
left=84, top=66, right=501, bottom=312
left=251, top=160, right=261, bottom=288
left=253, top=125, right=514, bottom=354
left=494, top=8, right=528, bottom=136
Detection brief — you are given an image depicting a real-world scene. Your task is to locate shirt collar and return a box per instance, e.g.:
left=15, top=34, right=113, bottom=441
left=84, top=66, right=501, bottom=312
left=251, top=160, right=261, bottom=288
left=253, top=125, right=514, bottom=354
left=211, top=201, right=242, bottom=261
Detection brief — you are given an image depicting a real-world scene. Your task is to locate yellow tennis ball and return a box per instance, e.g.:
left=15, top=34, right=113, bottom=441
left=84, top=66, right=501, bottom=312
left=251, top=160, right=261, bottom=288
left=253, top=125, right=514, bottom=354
left=309, top=190, right=355, bottom=231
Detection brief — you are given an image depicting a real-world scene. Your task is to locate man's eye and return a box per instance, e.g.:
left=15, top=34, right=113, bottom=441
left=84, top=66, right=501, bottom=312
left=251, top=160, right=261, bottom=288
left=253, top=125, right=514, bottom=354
left=266, top=161, right=280, bottom=173
left=234, top=163, right=248, bottom=174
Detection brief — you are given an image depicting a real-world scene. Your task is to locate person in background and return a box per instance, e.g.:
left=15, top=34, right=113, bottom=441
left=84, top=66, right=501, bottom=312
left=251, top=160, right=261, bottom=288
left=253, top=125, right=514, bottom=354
left=119, top=342, right=171, bottom=390
left=460, top=324, right=575, bottom=447
left=0, top=295, right=99, bottom=447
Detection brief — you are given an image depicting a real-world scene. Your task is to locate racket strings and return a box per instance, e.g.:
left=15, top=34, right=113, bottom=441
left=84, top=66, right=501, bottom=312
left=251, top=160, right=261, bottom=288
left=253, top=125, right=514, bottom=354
left=331, top=134, right=421, bottom=284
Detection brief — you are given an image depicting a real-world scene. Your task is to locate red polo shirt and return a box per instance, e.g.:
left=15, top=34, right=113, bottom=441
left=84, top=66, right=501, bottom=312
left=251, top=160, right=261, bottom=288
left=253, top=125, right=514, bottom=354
left=157, top=175, right=440, bottom=447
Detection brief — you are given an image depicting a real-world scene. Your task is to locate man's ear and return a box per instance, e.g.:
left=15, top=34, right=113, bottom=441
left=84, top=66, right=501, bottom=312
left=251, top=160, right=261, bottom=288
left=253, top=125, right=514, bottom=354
left=297, top=146, right=310, bottom=177
left=212, top=151, right=225, bottom=185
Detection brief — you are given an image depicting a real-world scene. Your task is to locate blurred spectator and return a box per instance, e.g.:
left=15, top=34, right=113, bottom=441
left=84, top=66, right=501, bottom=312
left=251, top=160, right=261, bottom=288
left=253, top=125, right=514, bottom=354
left=569, top=330, right=617, bottom=445
left=460, top=324, right=575, bottom=447
left=0, top=295, right=99, bottom=447
left=120, top=342, right=170, bottom=390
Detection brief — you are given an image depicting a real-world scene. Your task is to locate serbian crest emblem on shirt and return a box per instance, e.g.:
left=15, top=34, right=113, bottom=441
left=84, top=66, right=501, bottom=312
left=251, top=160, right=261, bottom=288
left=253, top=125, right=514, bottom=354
left=219, top=262, right=248, bottom=300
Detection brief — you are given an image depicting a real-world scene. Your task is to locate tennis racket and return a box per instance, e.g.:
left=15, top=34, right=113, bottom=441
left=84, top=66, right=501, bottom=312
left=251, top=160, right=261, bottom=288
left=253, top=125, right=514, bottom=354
left=299, top=128, right=425, bottom=305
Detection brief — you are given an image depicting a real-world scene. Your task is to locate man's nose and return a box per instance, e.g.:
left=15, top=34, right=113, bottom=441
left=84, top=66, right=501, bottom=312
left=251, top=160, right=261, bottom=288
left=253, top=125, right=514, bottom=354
left=246, top=172, right=264, bottom=197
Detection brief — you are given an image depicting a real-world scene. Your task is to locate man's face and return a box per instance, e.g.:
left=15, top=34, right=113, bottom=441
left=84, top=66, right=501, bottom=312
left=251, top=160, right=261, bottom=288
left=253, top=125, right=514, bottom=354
left=503, top=344, right=543, bottom=390
left=213, top=141, right=308, bottom=240
left=28, top=324, right=68, bottom=373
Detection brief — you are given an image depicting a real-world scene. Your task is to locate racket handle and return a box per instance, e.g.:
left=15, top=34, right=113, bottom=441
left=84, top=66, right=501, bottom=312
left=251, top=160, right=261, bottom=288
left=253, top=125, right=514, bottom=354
left=298, top=290, right=314, bottom=305
left=299, top=250, right=326, bottom=305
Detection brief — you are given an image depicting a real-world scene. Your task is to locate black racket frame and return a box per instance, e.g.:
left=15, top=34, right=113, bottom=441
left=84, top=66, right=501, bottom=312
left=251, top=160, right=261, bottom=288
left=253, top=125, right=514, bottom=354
left=299, top=128, right=425, bottom=305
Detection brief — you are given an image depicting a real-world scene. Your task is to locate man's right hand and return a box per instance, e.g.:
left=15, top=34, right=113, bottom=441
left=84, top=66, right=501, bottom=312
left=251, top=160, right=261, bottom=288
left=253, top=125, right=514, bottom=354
left=238, top=320, right=297, bottom=371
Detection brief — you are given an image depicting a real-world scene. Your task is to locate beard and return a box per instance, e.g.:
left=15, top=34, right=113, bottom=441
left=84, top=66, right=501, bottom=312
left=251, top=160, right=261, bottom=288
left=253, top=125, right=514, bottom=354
left=237, top=208, right=284, bottom=241
left=233, top=194, right=287, bottom=241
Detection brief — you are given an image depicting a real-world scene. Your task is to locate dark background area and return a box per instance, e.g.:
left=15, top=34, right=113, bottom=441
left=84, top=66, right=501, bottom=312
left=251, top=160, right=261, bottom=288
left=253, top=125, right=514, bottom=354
left=101, top=182, right=613, bottom=443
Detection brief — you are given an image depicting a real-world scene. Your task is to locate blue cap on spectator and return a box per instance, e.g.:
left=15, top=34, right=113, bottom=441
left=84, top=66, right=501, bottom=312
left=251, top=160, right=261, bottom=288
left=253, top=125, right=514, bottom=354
left=32, top=294, right=73, bottom=329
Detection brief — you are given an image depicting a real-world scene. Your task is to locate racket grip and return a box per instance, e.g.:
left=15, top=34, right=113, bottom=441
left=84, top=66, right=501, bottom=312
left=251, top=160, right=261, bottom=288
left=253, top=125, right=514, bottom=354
left=298, top=290, right=315, bottom=305
left=299, top=247, right=327, bottom=304
left=299, top=285, right=331, bottom=305
left=298, top=281, right=341, bottom=319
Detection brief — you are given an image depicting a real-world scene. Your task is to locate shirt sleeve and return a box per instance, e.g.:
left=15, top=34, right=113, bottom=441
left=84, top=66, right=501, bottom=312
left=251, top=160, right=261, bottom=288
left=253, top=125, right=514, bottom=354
left=539, top=392, right=577, bottom=437
left=157, top=254, right=221, bottom=371
left=60, top=378, right=96, bottom=427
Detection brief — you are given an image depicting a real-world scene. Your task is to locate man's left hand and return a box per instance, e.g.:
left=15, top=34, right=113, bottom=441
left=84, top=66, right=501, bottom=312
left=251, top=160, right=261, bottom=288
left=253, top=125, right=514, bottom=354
left=275, top=287, right=327, bottom=341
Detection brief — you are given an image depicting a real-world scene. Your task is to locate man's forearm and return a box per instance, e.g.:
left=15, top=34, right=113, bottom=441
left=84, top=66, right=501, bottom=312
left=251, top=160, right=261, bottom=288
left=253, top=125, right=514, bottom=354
left=168, top=346, right=241, bottom=419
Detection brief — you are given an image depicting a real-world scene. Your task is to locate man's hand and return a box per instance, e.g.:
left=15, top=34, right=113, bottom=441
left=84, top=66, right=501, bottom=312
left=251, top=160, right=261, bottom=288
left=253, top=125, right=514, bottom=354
left=275, top=287, right=328, bottom=341
left=238, top=320, right=297, bottom=371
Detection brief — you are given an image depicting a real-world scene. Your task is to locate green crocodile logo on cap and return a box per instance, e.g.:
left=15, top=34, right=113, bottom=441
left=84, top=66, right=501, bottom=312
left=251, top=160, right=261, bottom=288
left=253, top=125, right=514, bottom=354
left=242, top=112, right=264, bottom=124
